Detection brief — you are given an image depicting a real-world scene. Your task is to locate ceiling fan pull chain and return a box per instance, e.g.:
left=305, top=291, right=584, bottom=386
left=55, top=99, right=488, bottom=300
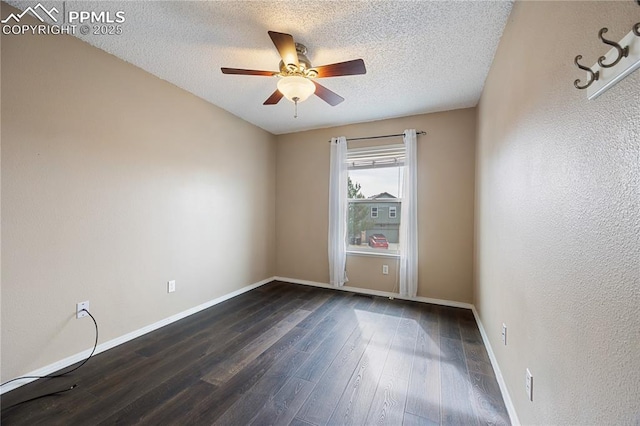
left=294, top=97, right=299, bottom=118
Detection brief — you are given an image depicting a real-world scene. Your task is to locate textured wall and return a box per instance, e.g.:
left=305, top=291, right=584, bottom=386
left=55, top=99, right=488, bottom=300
left=1, top=6, right=276, bottom=382
left=276, top=108, right=476, bottom=302
left=476, top=1, right=640, bottom=424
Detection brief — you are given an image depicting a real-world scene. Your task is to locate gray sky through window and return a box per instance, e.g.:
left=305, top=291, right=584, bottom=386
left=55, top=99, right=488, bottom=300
left=349, top=167, right=403, bottom=198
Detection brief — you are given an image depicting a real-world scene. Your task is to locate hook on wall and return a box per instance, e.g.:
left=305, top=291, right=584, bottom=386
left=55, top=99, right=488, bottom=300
left=597, top=28, right=629, bottom=68
left=574, top=55, right=599, bottom=89
left=574, top=3, right=640, bottom=98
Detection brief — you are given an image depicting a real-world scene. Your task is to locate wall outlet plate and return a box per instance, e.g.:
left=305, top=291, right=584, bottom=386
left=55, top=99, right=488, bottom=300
left=168, top=280, right=176, bottom=293
left=526, top=368, right=533, bottom=401
left=76, top=301, right=89, bottom=319
left=382, top=265, right=389, bottom=275
left=501, top=323, right=507, bottom=345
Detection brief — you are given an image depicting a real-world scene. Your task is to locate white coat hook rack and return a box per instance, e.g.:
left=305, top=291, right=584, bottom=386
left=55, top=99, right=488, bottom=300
left=573, top=9, right=640, bottom=99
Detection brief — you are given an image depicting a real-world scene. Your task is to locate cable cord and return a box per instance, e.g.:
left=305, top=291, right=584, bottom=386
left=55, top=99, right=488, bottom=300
left=1, top=384, right=78, bottom=412
left=1, top=309, right=99, bottom=389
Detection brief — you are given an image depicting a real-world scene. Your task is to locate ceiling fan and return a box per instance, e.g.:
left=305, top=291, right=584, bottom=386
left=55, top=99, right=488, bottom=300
left=221, top=31, right=366, bottom=116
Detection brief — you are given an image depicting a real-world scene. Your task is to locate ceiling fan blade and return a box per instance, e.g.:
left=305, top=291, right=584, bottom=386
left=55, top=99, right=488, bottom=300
left=268, top=31, right=299, bottom=68
left=312, top=81, right=344, bottom=106
left=221, top=68, right=277, bottom=76
left=263, top=90, right=284, bottom=105
left=313, top=59, right=366, bottom=78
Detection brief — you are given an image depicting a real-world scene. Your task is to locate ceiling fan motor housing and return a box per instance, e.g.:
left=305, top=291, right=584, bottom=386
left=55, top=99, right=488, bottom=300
left=279, top=43, right=316, bottom=76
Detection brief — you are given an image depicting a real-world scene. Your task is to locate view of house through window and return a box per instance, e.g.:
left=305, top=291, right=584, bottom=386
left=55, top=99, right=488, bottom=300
left=347, top=145, right=404, bottom=254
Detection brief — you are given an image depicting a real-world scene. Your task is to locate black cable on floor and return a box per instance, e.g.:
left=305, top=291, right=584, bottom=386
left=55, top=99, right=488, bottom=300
left=1, top=384, right=78, bottom=412
left=0, top=309, right=98, bottom=408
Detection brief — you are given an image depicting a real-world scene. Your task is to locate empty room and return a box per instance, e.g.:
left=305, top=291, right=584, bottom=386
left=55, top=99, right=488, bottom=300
left=1, top=1, right=638, bottom=425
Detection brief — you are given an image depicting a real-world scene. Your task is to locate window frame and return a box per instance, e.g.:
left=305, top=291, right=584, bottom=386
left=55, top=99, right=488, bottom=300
left=346, top=144, right=405, bottom=258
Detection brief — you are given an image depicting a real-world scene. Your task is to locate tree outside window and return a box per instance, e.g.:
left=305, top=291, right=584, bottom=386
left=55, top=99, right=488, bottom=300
left=347, top=177, right=373, bottom=246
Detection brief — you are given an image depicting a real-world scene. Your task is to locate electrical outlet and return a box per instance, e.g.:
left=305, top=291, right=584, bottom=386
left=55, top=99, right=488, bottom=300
left=382, top=265, right=389, bottom=275
left=525, top=368, right=533, bottom=401
left=76, top=301, right=89, bottom=319
left=502, top=323, right=507, bottom=345
left=168, top=280, right=176, bottom=293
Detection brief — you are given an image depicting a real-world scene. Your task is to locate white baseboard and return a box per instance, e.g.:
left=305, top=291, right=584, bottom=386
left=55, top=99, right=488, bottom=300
left=471, top=306, right=520, bottom=426
left=0, top=276, right=275, bottom=395
left=4, top=275, right=519, bottom=426
left=274, top=276, right=473, bottom=309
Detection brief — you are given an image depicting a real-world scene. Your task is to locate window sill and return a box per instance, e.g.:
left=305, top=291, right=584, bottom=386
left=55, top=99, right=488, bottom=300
left=346, top=250, right=400, bottom=259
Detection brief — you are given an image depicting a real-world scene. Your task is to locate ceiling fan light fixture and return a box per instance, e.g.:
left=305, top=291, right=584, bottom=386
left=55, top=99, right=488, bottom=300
left=277, top=76, right=315, bottom=103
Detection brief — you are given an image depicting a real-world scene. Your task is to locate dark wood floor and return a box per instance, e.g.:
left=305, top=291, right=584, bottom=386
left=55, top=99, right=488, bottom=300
left=1, top=281, right=510, bottom=425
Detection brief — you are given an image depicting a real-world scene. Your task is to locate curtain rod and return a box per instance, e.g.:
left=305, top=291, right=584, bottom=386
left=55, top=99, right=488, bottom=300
left=327, top=131, right=426, bottom=143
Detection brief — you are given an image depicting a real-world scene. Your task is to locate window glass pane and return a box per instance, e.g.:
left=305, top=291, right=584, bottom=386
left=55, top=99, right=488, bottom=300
left=347, top=163, right=402, bottom=254
left=348, top=166, right=403, bottom=199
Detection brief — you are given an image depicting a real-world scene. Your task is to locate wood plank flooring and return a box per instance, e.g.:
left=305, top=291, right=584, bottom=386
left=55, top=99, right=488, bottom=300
left=1, top=281, right=510, bottom=425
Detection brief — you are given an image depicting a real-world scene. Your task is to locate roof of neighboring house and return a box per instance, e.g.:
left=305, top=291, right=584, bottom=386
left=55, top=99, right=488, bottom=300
left=369, top=192, right=397, bottom=199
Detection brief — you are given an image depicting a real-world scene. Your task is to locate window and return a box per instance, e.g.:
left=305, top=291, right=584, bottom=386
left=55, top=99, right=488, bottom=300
left=347, top=144, right=404, bottom=255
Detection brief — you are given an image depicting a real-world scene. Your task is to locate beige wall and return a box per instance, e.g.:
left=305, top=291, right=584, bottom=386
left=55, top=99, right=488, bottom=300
left=345, top=255, right=399, bottom=293
left=276, top=108, right=476, bottom=302
left=476, top=1, right=639, bottom=424
left=1, top=5, right=276, bottom=382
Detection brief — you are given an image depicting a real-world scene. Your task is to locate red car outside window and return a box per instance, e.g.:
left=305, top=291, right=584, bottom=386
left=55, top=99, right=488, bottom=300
left=368, top=234, right=389, bottom=249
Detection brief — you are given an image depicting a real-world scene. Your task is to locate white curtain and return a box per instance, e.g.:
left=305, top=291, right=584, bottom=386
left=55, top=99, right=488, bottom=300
left=328, top=136, right=348, bottom=287
left=399, top=129, right=418, bottom=297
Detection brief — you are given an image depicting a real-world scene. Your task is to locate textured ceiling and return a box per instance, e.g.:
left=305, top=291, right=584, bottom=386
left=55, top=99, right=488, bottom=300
left=5, top=0, right=513, bottom=134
